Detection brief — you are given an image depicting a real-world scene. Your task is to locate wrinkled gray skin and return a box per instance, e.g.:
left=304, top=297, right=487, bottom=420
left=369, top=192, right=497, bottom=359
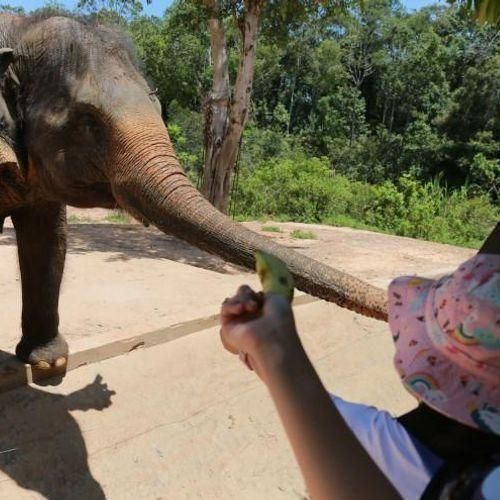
left=0, top=14, right=387, bottom=367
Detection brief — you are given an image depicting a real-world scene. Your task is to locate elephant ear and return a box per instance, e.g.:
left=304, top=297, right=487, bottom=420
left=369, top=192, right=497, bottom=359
left=0, top=48, right=14, bottom=73
left=0, top=48, right=19, bottom=133
left=0, top=47, right=25, bottom=231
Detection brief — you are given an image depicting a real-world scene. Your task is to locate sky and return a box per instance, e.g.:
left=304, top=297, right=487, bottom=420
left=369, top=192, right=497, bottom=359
left=11, top=0, right=444, bottom=17
left=12, top=1, right=173, bottom=16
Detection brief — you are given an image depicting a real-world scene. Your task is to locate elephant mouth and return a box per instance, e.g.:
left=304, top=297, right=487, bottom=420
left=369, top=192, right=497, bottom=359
left=59, top=181, right=118, bottom=209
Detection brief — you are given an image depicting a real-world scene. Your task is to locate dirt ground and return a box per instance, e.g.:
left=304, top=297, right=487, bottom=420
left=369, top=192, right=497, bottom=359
left=64, top=207, right=474, bottom=284
left=0, top=205, right=472, bottom=361
left=0, top=209, right=475, bottom=499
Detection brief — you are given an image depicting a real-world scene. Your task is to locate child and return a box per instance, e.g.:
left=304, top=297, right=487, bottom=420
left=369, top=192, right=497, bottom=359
left=219, top=233, right=499, bottom=499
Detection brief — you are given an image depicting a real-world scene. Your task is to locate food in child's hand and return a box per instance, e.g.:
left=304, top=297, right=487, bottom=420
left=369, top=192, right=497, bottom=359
left=255, top=251, right=294, bottom=302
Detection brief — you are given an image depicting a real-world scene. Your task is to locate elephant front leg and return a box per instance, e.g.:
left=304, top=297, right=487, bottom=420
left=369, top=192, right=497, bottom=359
left=12, top=203, right=68, bottom=367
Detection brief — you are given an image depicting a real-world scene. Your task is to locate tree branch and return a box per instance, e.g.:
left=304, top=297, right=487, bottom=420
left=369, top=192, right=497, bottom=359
left=228, top=0, right=263, bottom=133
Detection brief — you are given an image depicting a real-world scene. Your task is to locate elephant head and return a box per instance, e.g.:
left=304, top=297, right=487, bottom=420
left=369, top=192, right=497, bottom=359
left=4, top=14, right=387, bottom=320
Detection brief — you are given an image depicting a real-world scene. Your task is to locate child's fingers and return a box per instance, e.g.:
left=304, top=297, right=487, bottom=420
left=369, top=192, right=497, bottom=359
left=220, top=299, right=245, bottom=320
left=221, top=286, right=261, bottom=318
left=236, top=285, right=263, bottom=314
left=244, top=299, right=259, bottom=314
left=236, top=284, right=255, bottom=296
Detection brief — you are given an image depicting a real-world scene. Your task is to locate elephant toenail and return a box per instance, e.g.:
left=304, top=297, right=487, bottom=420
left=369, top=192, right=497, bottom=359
left=35, top=361, right=51, bottom=370
left=54, top=357, right=67, bottom=367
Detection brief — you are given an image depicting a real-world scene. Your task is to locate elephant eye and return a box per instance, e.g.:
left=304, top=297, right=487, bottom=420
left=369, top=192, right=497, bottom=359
left=78, top=114, right=100, bottom=136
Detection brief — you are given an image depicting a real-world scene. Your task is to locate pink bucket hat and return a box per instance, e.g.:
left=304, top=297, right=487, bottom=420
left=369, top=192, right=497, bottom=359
left=388, top=253, right=500, bottom=435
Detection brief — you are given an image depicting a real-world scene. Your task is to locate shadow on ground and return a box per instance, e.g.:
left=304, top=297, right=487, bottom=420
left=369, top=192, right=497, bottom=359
left=0, top=359, right=115, bottom=499
left=0, top=225, right=247, bottom=275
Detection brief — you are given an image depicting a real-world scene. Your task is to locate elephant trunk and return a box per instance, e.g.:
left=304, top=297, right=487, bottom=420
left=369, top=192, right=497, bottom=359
left=110, top=120, right=388, bottom=321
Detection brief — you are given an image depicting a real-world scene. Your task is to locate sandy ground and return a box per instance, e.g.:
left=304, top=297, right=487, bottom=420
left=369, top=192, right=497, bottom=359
left=0, top=209, right=475, bottom=499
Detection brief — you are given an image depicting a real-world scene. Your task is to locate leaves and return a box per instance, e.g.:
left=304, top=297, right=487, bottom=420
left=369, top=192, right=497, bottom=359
left=77, top=0, right=145, bottom=22
left=19, top=0, right=500, bottom=237
left=448, top=0, right=500, bottom=24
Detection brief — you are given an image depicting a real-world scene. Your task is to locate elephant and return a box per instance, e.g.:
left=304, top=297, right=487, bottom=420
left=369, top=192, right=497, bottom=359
left=0, top=13, right=387, bottom=368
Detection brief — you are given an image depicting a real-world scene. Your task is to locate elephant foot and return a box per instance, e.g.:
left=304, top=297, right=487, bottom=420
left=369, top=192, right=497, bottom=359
left=16, top=334, right=68, bottom=368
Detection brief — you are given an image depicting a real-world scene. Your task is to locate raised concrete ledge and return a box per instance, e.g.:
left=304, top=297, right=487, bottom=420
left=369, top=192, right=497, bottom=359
left=0, top=295, right=318, bottom=394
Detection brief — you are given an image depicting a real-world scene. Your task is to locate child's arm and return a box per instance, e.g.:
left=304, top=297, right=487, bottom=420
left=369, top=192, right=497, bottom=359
left=220, top=286, right=399, bottom=500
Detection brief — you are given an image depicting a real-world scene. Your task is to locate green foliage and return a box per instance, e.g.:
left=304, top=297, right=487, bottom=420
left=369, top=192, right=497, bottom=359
left=67, top=214, right=92, bottom=224
left=22, top=0, right=496, bottom=202
left=241, top=125, right=297, bottom=167
left=31, top=0, right=70, bottom=15
left=127, top=5, right=210, bottom=111
left=290, top=229, right=317, bottom=239
left=78, top=0, right=144, bottom=22
left=448, top=0, right=500, bottom=24
left=0, top=4, right=25, bottom=14
left=237, top=155, right=342, bottom=222
left=261, top=225, right=283, bottom=233
left=236, top=157, right=498, bottom=248
left=166, top=101, right=204, bottom=179
left=467, top=153, right=500, bottom=198
left=251, top=1, right=499, bottom=199
left=367, top=174, right=499, bottom=248
left=104, top=211, right=131, bottom=224
left=21, top=0, right=499, bottom=248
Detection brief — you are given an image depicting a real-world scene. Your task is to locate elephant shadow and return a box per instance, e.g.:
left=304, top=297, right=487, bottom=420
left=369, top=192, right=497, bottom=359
left=0, top=224, right=248, bottom=275
left=0, top=354, right=115, bottom=499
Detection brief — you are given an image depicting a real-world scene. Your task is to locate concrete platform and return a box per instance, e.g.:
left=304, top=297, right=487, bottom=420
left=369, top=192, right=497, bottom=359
left=0, top=301, right=414, bottom=500
left=0, top=219, right=473, bottom=356
left=0, top=217, right=474, bottom=498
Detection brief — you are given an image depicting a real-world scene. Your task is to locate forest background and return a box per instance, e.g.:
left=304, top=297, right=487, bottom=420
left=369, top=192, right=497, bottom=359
left=4, top=0, right=499, bottom=248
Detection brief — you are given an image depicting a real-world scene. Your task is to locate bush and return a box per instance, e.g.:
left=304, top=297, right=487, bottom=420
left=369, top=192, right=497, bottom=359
left=290, top=230, right=317, bottom=239
left=363, top=175, right=498, bottom=247
left=467, top=153, right=500, bottom=200
left=261, top=225, right=283, bottom=233
left=237, top=154, right=339, bottom=222
left=167, top=101, right=204, bottom=180
left=235, top=158, right=498, bottom=248
left=240, top=125, right=296, bottom=168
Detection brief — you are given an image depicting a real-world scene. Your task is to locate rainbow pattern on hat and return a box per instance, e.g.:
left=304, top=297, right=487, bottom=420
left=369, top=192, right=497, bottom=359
left=406, top=372, right=440, bottom=394
left=390, top=254, right=500, bottom=434
left=407, top=278, right=426, bottom=287
left=450, top=324, right=479, bottom=346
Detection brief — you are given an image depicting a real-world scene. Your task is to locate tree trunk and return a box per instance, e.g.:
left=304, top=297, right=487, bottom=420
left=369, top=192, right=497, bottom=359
left=201, top=0, right=263, bottom=214
left=287, top=55, right=300, bottom=135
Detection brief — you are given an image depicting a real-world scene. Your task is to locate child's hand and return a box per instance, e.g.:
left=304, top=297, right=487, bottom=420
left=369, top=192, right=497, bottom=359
left=220, top=285, right=300, bottom=381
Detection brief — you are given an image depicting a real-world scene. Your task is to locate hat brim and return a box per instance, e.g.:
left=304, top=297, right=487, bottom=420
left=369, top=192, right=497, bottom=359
left=388, top=276, right=500, bottom=435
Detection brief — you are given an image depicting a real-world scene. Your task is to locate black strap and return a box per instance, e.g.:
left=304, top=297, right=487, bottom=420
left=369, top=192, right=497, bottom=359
left=399, top=405, right=500, bottom=460
left=478, top=221, right=500, bottom=255
left=421, top=455, right=500, bottom=499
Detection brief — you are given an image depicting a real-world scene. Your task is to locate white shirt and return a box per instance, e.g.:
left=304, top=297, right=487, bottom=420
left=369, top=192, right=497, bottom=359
left=331, top=396, right=442, bottom=500
left=482, top=467, right=500, bottom=499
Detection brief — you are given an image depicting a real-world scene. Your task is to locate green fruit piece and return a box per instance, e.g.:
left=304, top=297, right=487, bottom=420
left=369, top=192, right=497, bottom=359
left=255, top=251, right=294, bottom=302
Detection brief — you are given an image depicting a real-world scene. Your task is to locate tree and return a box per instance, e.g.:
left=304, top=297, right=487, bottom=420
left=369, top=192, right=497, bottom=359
left=198, top=0, right=352, bottom=213
left=77, top=0, right=145, bottom=22
left=0, top=4, right=25, bottom=14
left=41, top=0, right=499, bottom=202
left=448, top=0, right=500, bottom=24
left=128, top=3, right=211, bottom=114
left=28, top=0, right=71, bottom=15
left=198, top=0, right=264, bottom=213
